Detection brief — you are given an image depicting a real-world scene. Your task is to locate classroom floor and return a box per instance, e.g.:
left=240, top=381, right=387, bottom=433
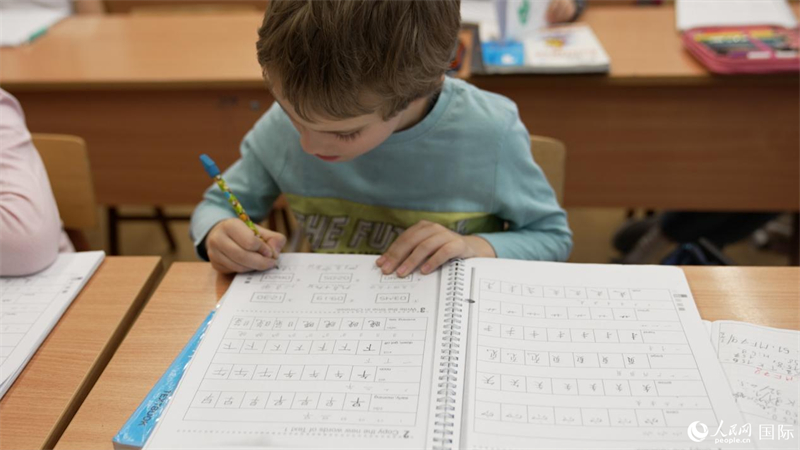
left=84, top=206, right=790, bottom=267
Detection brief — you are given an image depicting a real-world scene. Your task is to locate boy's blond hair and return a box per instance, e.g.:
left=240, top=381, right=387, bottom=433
left=256, top=0, right=461, bottom=122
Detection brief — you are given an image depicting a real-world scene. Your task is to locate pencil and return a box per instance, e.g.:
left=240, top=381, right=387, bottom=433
left=199, top=154, right=274, bottom=259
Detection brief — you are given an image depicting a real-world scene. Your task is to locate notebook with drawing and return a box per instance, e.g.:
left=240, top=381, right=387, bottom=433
left=481, top=24, right=611, bottom=74
left=702, top=320, right=799, bottom=448
left=144, top=254, right=749, bottom=449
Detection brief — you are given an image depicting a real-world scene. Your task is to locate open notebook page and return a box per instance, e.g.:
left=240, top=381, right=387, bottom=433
left=0, top=251, right=105, bottom=398
left=460, top=259, right=751, bottom=449
left=144, top=254, right=445, bottom=449
left=711, top=321, right=799, bottom=448
left=0, top=2, right=71, bottom=47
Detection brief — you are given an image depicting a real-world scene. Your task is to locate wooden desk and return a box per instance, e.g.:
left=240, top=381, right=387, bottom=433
left=1, top=4, right=797, bottom=210
left=54, top=262, right=799, bottom=449
left=685, top=266, right=800, bottom=331
left=0, top=257, right=162, bottom=450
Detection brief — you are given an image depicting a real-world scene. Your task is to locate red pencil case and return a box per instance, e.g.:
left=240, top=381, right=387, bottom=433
left=682, top=25, right=800, bottom=74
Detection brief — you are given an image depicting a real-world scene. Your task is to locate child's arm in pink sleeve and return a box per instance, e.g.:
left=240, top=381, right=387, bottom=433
left=0, top=90, right=64, bottom=276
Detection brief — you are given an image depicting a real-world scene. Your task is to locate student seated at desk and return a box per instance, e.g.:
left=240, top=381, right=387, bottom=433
left=0, top=89, right=73, bottom=276
left=190, top=0, right=572, bottom=276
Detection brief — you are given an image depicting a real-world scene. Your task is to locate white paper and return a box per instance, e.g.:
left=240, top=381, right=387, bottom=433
left=462, top=0, right=549, bottom=42
left=676, top=0, right=798, bottom=31
left=502, top=0, right=548, bottom=41
left=0, top=1, right=71, bottom=47
left=703, top=319, right=713, bottom=336
left=461, top=0, right=501, bottom=41
left=461, top=259, right=751, bottom=449
left=0, top=251, right=105, bottom=397
left=711, top=321, right=799, bottom=448
left=145, top=254, right=444, bottom=449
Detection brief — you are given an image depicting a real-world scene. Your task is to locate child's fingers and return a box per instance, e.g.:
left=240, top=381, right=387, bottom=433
left=267, top=236, right=286, bottom=255
left=219, top=233, right=276, bottom=271
left=395, top=232, right=453, bottom=278
left=546, top=0, right=573, bottom=23
left=420, top=240, right=465, bottom=275
left=210, top=258, right=234, bottom=274
left=209, top=246, right=251, bottom=273
left=255, top=224, right=287, bottom=256
left=546, top=1, right=558, bottom=22
left=379, top=221, right=440, bottom=274
left=560, top=2, right=575, bottom=21
left=228, top=221, right=272, bottom=258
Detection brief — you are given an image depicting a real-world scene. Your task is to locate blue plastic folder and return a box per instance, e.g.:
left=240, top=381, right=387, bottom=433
left=112, top=311, right=215, bottom=450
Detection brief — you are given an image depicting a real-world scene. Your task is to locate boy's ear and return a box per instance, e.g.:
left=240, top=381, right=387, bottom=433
left=263, top=69, right=274, bottom=88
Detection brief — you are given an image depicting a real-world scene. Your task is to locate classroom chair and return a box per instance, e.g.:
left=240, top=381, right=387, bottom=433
left=530, top=135, right=566, bottom=205
left=32, top=134, right=98, bottom=251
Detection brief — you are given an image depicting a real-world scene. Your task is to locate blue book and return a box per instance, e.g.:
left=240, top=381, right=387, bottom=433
left=481, top=39, right=525, bottom=66
left=112, top=311, right=215, bottom=450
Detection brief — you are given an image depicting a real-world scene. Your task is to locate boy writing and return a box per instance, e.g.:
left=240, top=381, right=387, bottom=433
left=191, top=0, right=572, bottom=276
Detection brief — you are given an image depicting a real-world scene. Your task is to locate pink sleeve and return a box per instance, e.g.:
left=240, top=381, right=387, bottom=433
left=0, top=89, right=65, bottom=276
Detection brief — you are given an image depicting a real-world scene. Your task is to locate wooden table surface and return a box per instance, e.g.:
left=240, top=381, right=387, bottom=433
left=0, top=256, right=163, bottom=450
left=55, top=263, right=226, bottom=450
left=684, top=266, right=800, bottom=331
left=54, top=262, right=799, bottom=449
left=0, top=4, right=797, bottom=210
left=2, top=4, right=798, bottom=87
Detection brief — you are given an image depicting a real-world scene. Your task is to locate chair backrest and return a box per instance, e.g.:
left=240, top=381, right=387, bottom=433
left=530, top=135, right=566, bottom=205
left=31, top=134, right=98, bottom=230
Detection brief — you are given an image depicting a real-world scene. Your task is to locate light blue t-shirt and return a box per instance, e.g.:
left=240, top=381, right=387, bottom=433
left=191, top=77, right=572, bottom=261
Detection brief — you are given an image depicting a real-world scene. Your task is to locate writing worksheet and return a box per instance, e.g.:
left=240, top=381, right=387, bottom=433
left=712, top=321, right=799, bottom=448
left=0, top=251, right=105, bottom=398
left=461, top=260, right=750, bottom=449
left=145, top=254, right=443, bottom=449
left=145, top=255, right=771, bottom=449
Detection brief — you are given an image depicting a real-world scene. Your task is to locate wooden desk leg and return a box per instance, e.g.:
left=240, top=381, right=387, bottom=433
left=107, top=207, right=189, bottom=255
left=154, top=207, right=178, bottom=252
left=108, top=206, right=120, bottom=256
left=791, top=213, right=799, bottom=266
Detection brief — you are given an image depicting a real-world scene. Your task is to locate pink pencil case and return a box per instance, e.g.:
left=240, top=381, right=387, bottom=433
left=682, top=26, right=800, bottom=74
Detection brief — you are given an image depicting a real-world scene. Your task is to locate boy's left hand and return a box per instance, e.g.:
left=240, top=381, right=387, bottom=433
left=376, top=220, right=496, bottom=277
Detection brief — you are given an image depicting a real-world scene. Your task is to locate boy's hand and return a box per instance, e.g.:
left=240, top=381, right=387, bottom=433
left=206, top=218, right=286, bottom=274
left=546, top=0, right=577, bottom=24
left=376, top=220, right=496, bottom=277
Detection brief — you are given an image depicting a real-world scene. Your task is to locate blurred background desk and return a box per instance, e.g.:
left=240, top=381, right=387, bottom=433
left=1, top=3, right=797, bottom=211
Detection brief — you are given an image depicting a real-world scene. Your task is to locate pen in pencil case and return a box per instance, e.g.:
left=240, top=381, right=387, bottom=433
left=199, top=154, right=273, bottom=256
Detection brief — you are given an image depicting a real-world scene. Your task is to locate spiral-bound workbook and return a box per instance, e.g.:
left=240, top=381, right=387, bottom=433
left=144, top=254, right=749, bottom=449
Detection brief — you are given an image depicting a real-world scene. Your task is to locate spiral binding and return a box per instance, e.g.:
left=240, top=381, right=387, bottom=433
left=431, top=260, right=467, bottom=450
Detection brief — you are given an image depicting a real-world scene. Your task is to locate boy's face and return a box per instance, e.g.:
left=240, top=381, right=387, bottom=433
left=270, top=82, right=412, bottom=163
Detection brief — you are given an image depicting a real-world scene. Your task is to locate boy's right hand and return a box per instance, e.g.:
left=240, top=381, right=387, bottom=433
left=206, top=218, right=286, bottom=274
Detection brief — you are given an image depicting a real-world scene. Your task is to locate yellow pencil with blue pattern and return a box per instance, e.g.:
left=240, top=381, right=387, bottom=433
left=200, top=154, right=273, bottom=258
